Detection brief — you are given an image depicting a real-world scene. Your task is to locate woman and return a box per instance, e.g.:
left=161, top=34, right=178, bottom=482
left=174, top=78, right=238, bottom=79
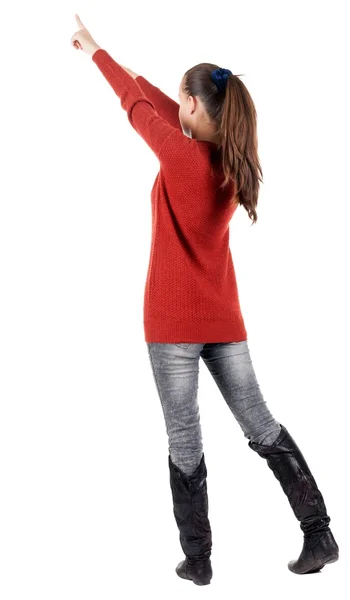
left=71, top=14, right=339, bottom=585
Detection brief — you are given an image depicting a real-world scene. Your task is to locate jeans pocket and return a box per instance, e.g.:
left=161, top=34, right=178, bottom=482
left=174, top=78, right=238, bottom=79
left=175, top=343, right=192, bottom=349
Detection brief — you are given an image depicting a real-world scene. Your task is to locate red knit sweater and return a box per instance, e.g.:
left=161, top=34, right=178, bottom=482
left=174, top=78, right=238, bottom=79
left=92, top=49, right=247, bottom=343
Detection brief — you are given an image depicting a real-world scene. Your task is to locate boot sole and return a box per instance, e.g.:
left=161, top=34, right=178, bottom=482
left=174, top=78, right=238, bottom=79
left=176, top=568, right=211, bottom=585
left=177, top=575, right=211, bottom=585
left=289, top=553, right=339, bottom=574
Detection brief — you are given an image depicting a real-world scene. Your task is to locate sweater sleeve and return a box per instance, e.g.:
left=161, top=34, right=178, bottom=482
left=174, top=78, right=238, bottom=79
left=91, top=49, right=189, bottom=162
left=135, top=76, right=182, bottom=131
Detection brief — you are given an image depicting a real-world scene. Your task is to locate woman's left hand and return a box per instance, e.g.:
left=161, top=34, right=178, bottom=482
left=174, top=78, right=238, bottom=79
left=71, top=14, right=101, bottom=57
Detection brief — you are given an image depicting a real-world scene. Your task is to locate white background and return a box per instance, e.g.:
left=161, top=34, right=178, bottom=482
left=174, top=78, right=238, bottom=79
left=1, top=1, right=349, bottom=598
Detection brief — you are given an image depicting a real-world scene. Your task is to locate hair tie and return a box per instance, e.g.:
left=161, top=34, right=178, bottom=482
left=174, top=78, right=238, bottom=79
left=211, top=67, right=232, bottom=92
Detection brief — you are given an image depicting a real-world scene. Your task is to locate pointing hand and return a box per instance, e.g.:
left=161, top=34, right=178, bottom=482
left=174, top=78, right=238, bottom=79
left=71, top=14, right=101, bottom=57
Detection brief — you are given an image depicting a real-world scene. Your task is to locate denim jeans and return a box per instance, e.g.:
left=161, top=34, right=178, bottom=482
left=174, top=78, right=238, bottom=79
left=146, top=341, right=282, bottom=475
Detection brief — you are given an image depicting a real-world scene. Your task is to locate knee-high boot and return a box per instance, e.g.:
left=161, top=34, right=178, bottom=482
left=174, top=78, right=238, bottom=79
left=248, top=424, right=339, bottom=574
left=168, top=452, right=213, bottom=585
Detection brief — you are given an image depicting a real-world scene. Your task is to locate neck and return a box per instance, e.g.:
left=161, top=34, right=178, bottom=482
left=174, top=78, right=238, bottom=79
left=193, top=128, right=220, bottom=146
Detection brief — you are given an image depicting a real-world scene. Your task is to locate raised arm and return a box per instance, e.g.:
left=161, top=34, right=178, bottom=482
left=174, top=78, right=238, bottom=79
left=92, top=49, right=189, bottom=162
left=119, top=65, right=181, bottom=131
left=135, top=77, right=182, bottom=131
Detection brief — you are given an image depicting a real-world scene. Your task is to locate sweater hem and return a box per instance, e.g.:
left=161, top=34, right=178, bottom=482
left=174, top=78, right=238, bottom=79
left=143, top=318, right=248, bottom=343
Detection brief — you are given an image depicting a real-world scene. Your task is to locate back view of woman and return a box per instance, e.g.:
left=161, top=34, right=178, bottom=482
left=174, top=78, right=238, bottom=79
left=72, top=15, right=340, bottom=586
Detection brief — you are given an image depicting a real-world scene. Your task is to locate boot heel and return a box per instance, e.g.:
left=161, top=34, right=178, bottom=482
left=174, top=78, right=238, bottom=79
left=323, top=554, right=339, bottom=564
left=289, top=552, right=339, bottom=574
left=175, top=556, right=212, bottom=585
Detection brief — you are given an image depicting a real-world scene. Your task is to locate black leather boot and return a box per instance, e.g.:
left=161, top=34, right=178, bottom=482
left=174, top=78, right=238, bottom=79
left=248, top=424, right=339, bottom=574
left=168, top=452, right=212, bottom=585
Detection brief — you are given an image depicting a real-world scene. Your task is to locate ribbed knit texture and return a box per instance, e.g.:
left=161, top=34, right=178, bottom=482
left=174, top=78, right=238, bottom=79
left=92, top=49, right=247, bottom=342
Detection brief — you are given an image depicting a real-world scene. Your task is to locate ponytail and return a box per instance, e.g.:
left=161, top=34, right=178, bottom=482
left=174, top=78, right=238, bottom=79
left=183, top=64, right=263, bottom=224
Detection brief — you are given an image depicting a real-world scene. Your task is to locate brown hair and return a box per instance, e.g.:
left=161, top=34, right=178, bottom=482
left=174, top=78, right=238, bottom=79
left=183, top=63, right=263, bottom=224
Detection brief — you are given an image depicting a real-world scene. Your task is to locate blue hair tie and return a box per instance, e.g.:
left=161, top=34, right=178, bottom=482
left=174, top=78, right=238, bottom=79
left=211, top=67, right=232, bottom=92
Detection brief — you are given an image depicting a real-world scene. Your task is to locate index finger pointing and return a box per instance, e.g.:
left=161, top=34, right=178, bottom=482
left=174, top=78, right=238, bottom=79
left=75, top=13, right=86, bottom=29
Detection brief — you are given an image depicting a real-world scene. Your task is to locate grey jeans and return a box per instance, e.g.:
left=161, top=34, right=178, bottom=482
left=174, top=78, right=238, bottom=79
left=146, top=340, right=282, bottom=475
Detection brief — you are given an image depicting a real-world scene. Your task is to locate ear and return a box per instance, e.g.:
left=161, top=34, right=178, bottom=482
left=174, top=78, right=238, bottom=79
left=188, top=94, right=197, bottom=114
